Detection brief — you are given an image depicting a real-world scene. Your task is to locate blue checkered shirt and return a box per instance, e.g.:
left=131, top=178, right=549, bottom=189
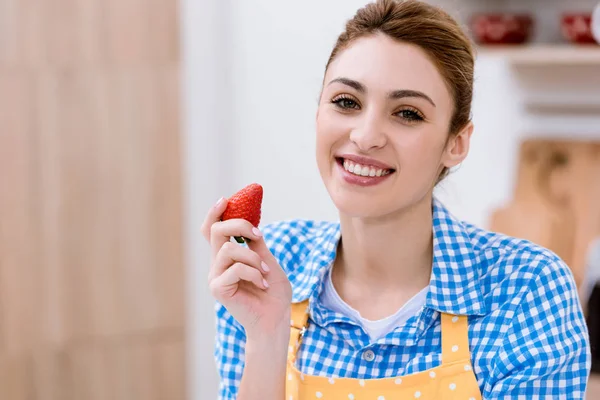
left=214, top=197, right=591, bottom=399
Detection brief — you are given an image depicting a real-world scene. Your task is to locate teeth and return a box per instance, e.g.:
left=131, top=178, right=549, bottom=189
left=342, top=159, right=390, bottom=177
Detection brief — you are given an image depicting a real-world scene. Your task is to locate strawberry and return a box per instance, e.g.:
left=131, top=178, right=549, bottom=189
left=222, top=183, right=263, bottom=243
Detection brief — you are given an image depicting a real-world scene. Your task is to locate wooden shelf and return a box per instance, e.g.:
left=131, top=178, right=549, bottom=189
left=477, top=44, right=600, bottom=66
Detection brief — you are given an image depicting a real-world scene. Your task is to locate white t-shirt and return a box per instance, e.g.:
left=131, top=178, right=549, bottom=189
left=319, top=270, right=429, bottom=341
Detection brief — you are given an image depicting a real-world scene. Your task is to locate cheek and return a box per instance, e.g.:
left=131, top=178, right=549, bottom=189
left=316, top=109, right=347, bottom=153
left=396, top=129, right=446, bottom=171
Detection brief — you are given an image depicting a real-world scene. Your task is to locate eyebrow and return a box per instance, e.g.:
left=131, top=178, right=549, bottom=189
left=327, top=77, right=436, bottom=107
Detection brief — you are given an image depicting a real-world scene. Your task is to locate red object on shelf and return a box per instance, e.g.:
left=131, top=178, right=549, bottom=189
left=561, top=13, right=598, bottom=44
left=470, top=13, right=534, bottom=45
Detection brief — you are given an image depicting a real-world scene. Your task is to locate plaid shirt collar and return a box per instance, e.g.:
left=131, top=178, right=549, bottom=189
left=290, top=196, right=487, bottom=317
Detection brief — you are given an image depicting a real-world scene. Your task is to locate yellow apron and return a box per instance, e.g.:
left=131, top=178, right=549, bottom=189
left=286, top=301, right=482, bottom=400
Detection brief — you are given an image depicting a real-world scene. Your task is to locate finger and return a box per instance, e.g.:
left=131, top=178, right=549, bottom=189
left=211, top=242, right=268, bottom=280
left=246, top=232, right=279, bottom=271
left=210, top=219, right=263, bottom=259
left=209, top=262, right=269, bottom=298
left=201, top=197, right=228, bottom=242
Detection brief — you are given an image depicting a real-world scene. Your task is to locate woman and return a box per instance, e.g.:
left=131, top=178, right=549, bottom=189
left=201, top=0, right=591, bottom=398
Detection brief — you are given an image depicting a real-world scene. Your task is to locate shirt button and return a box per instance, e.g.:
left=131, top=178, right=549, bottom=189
left=362, top=349, right=375, bottom=362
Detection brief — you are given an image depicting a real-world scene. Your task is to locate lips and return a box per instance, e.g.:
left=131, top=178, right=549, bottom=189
left=333, top=154, right=396, bottom=187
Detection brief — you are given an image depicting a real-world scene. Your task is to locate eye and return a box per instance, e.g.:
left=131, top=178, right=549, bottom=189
left=331, top=95, right=360, bottom=110
left=395, top=108, right=425, bottom=123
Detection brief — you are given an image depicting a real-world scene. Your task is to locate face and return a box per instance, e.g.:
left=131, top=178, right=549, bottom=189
left=316, top=33, right=472, bottom=220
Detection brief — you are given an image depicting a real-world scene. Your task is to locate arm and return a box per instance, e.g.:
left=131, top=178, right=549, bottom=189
left=214, top=303, right=290, bottom=400
left=203, top=199, right=293, bottom=400
left=239, top=319, right=290, bottom=400
left=484, top=259, right=592, bottom=399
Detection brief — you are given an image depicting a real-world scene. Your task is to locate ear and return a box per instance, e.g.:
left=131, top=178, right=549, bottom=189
left=441, top=122, right=473, bottom=169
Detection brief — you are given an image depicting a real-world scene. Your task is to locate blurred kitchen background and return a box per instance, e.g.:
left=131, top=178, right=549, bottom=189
left=1, top=0, right=599, bottom=399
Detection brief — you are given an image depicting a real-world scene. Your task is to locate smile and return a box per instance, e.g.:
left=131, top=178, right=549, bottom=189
left=335, top=157, right=396, bottom=187
left=341, top=158, right=392, bottom=177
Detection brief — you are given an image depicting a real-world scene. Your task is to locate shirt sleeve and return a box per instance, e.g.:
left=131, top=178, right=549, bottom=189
left=484, top=258, right=592, bottom=399
left=214, top=301, right=247, bottom=400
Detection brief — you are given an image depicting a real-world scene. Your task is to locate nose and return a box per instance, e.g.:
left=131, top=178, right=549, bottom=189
left=349, top=110, right=387, bottom=152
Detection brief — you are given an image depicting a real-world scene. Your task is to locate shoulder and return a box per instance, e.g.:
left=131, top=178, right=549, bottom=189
left=465, top=220, right=572, bottom=276
left=261, top=219, right=340, bottom=301
left=463, top=220, right=579, bottom=308
left=433, top=198, right=574, bottom=297
left=261, top=219, right=339, bottom=268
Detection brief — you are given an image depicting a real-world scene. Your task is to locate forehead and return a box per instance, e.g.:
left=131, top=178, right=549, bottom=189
left=325, top=33, right=451, bottom=105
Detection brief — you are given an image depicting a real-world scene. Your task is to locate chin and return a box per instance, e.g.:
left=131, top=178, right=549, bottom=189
left=327, top=184, right=395, bottom=219
left=325, top=177, right=432, bottom=220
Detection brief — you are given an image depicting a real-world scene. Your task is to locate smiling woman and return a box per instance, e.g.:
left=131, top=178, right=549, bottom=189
left=203, top=1, right=592, bottom=399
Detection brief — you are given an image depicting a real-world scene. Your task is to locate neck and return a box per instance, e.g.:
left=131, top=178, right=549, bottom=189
left=333, top=194, right=434, bottom=299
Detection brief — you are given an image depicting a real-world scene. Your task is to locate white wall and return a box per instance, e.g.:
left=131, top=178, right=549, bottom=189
left=227, top=0, right=369, bottom=224
left=183, top=1, right=600, bottom=399
left=225, top=0, right=521, bottom=227
left=180, top=0, right=229, bottom=399
left=225, top=0, right=600, bottom=227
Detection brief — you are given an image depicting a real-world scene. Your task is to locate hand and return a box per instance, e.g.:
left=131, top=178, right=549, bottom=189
left=201, top=198, right=293, bottom=339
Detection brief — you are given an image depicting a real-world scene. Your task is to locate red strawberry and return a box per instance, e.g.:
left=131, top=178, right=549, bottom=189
left=222, top=183, right=263, bottom=243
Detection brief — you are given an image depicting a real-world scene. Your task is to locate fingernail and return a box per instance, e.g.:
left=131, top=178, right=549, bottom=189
left=262, top=279, right=269, bottom=288
left=252, top=227, right=262, bottom=237
left=215, top=197, right=225, bottom=207
left=261, top=261, right=270, bottom=272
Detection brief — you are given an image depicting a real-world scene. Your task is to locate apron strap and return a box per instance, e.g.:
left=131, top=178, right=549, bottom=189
left=440, top=313, right=471, bottom=364
left=288, top=300, right=311, bottom=363
left=287, top=302, right=472, bottom=366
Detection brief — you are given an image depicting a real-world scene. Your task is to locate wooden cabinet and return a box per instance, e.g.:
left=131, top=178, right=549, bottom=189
left=0, top=1, right=185, bottom=399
